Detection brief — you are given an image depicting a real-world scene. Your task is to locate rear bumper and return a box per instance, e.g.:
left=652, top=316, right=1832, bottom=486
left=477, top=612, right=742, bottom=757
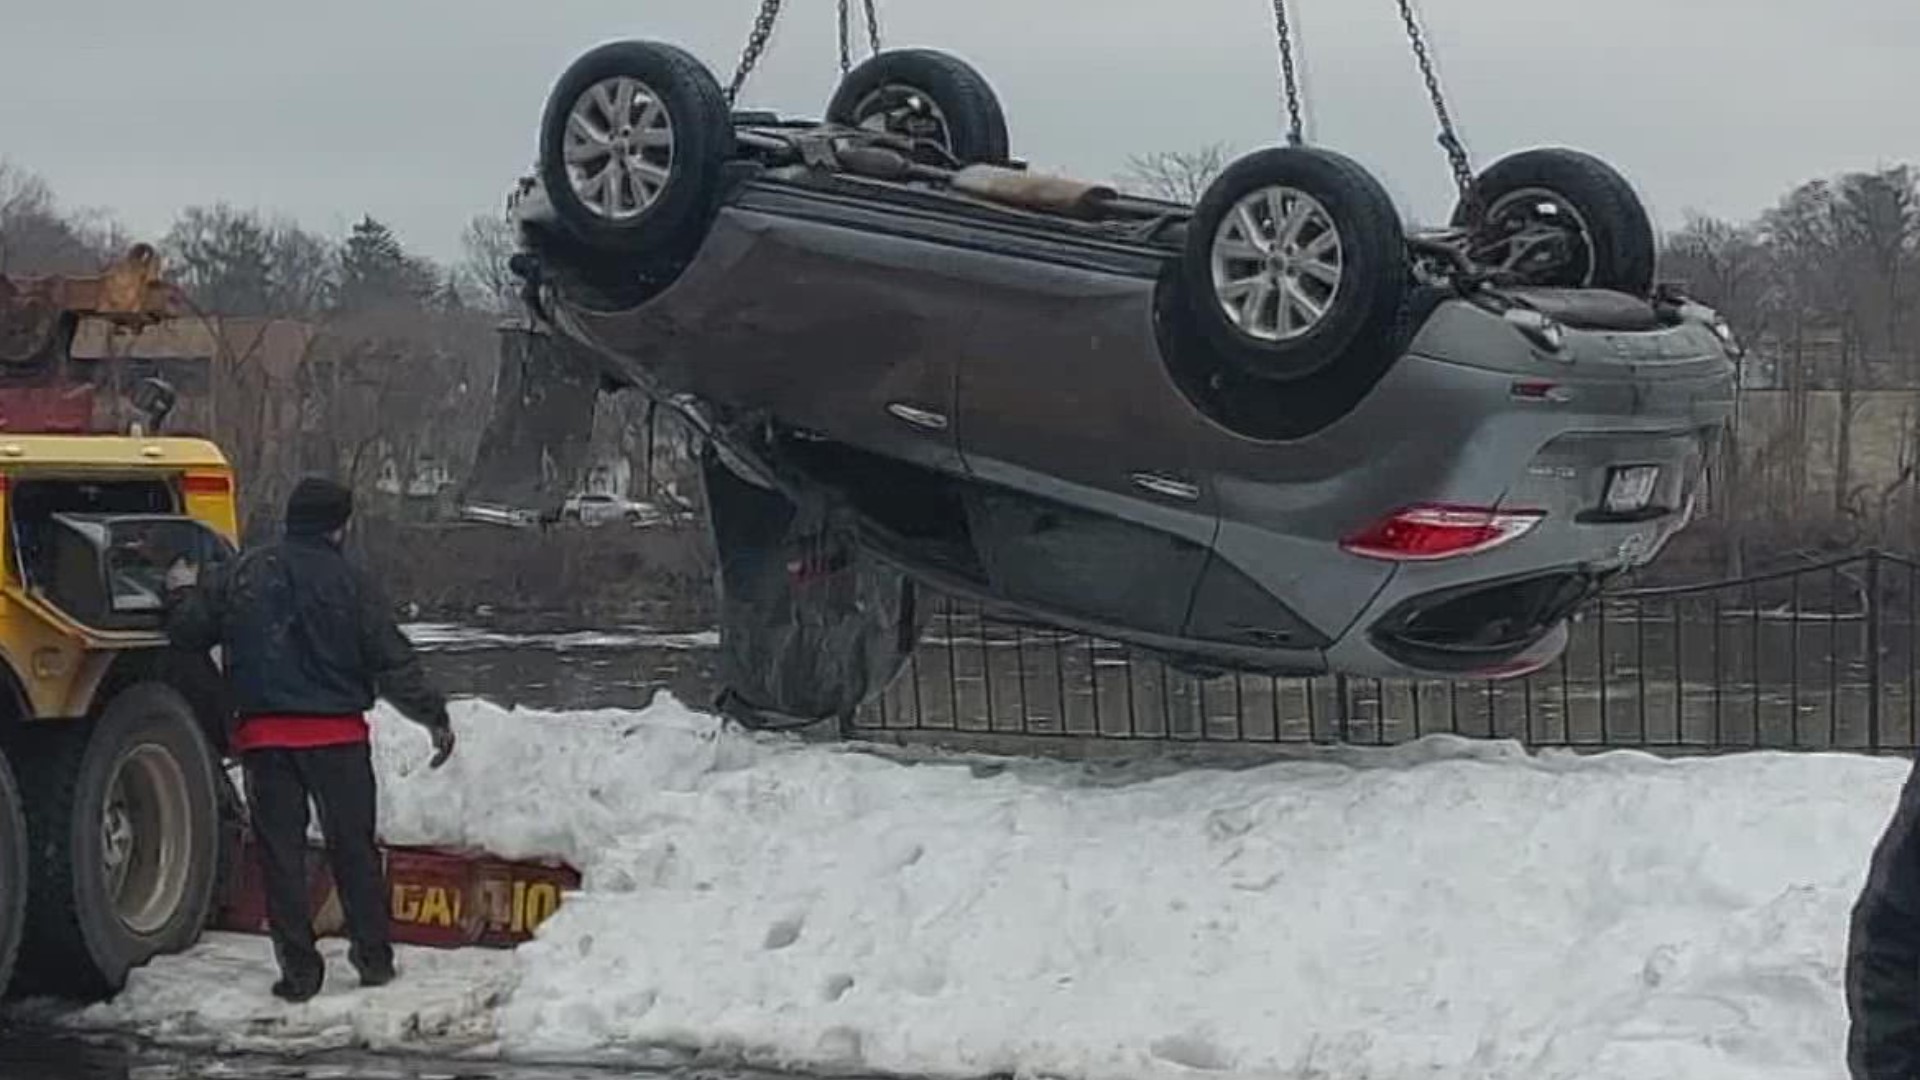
left=1352, top=568, right=1603, bottom=677
left=1315, top=333, right=1734, bottom=680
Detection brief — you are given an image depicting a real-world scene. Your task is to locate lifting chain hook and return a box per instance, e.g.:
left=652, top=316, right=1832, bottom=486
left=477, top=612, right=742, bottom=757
left=1394, top=0, right=1481, bottom=222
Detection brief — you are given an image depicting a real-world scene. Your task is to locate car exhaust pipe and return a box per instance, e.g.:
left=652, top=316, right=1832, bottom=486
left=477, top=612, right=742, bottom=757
left=454, top=318, right=604, bottom=526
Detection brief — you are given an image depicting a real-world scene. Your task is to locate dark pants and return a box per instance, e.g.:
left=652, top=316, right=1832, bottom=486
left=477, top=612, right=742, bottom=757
left=242, top=743, right=392, bottom=983
left=1849, top=755, right=1920, bottom=1079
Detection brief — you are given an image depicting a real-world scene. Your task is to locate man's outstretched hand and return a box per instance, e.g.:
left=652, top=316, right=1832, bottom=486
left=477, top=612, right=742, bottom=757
left=429, top=721, right=456, bottom=769
left=165, top=558, right=199, bottom=595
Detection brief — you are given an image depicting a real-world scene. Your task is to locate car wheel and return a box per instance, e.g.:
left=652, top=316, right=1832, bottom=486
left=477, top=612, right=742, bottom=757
left=1181, top=146, right=1409, bottom=383
left=826, top=49, right=1010, bottom=165
left=14, top=683, right=221, bottom=999
left=1451, top=147, right=1656, bottom=295
left=537, top=40, right=735, bottom=255
left=0, top=750, right=26, bottom=996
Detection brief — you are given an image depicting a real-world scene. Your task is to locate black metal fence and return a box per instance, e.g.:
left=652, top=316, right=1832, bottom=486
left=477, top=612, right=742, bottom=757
left=851, top=550, right=1920, bottom=755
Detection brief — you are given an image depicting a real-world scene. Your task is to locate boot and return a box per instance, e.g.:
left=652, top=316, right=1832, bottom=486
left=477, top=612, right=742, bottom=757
left=352, top=945, right=397, bottom=988
left=271, top=966, right=323, bottom=1003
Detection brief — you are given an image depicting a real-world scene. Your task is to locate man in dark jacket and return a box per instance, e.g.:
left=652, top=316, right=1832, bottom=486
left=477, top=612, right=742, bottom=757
left=1848, top=758, right=1920, bottom=1079
left=166, top=477, right=456, bottom=1003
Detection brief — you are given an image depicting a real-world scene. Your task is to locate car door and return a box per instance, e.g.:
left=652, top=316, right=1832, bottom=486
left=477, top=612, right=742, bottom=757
left=952, top=261, right=1216, bottom=639
left=650, top=205, right=966, bottom=477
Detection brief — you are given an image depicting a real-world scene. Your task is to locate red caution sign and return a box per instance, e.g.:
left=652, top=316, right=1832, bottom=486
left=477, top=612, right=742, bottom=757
left=215, top=830, right=583, bottom=950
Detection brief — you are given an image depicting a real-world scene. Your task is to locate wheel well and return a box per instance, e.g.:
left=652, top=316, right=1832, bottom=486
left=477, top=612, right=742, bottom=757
left=91, top=650, right=231, bottom=759
left=0, top=661, right=31, bottom=729
left=1152, top=267, right=1456, bottom=441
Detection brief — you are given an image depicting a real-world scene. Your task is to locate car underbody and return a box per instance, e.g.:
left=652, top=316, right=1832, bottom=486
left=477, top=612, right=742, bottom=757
left=460, top=40, right=1740, bottom=729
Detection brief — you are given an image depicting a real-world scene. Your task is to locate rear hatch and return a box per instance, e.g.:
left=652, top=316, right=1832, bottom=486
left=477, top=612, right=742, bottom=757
left=1417, top=286, right=1737, bottom=567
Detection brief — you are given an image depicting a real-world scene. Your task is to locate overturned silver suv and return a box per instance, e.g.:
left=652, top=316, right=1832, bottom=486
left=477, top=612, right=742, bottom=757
left=462, top=39, right=1739, bottom=729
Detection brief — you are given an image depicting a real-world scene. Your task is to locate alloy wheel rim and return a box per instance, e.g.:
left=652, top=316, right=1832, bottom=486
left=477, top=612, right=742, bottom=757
left=564, top=75, right=677, bottom=222
left=1210, top=185, right=1345, bottom=343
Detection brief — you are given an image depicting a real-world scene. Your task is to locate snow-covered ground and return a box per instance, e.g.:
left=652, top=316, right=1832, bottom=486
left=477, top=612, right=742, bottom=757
left=33, top=695, right=1908, bottom=1080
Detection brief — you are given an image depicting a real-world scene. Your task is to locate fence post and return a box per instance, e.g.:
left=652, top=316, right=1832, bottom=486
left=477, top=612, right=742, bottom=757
left=643, top=400, right=658, bottom=498
left=1868, top=550, right=1884, bottom=753
left=1335, top=673, right=1352, bottom=743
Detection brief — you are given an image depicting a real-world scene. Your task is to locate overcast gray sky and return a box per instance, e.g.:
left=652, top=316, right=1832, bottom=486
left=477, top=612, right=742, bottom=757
left=2, top=0, right=1915, bottom=264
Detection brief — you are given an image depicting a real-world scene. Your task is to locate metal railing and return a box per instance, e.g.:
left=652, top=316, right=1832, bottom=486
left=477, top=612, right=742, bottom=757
left=851, top=550, right=1920, bottom=754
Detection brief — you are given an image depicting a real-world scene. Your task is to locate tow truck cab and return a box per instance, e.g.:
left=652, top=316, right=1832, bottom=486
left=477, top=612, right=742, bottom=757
left=0, top=437, right=240, bottom=999
left=0, top=249, right=244, bottom=1000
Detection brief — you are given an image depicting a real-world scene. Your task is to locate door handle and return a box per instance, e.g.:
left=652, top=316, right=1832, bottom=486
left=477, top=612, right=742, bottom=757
left=1131, top=472, right=1201, bottom=502
left=887, top=402, right=949, bottom=432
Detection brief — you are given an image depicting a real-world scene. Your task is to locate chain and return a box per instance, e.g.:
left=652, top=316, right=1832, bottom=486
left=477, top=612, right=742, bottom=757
left=1270, top=0, right=1306, bottom=146
left=838, top=0, right=851, bottom=74
left=862, top=0, right=883, bottom=57
left=724, top=0, right=785, bottom=106
left=840, top=0, right=882, bottom=74
left=1394, top=0, right=1480, bottom=218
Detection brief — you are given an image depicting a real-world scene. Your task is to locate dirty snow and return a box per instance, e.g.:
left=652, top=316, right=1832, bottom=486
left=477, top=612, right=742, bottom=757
left=42, top=694, right=1908, bottom=1080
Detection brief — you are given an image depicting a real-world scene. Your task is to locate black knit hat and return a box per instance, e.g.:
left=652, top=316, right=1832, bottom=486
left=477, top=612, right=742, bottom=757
left=285, top=477, right=354, bottom=536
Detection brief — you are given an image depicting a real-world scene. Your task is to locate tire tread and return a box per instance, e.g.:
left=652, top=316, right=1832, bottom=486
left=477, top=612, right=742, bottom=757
left=14, top=719, right=100, bottom=998
left=538, top=40, right=735, bottom=256
left=1454, top=147, right=1656, bottom=294
left=826, top=49, right=1011, bottom=165
left=0, top=751, right=27, bottom=995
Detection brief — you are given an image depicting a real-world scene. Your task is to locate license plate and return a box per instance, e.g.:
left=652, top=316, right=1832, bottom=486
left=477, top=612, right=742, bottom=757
left=1605, top=466, right=1660, bottom=514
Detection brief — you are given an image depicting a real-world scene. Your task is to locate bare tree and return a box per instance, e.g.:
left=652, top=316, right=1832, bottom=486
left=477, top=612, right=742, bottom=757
left=458, top=214, right=519, bottom=313
left=1835, top=167, right=1920, bottom=373
left=1119, top=143, right=1232, bottom=203
left=0, top=161, right=117, bottom=276
left=164, top=204, right=337, bottom=318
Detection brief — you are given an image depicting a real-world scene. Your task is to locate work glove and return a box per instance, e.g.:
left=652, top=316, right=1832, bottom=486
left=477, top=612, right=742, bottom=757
left=429, top=720, right=456, bottom=769
left=165, top=558, right=199, bottom=592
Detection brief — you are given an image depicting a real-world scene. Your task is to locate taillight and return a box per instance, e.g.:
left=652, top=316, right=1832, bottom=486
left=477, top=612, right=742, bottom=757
left=182, top=472, right=231, bottom=495
left=1340, top=504, right=1545, bottom=562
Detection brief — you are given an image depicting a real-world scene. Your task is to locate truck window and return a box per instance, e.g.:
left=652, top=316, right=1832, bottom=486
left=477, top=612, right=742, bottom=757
left=7, top=479, right=178, bottom=611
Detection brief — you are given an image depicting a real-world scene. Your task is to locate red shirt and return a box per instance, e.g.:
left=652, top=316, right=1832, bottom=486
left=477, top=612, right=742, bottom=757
left=232, top=713, right=369, bottom=753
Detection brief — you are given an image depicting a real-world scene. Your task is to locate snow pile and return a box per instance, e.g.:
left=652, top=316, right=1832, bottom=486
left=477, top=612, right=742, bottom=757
left=56, top=695, right=1906, bottom=1080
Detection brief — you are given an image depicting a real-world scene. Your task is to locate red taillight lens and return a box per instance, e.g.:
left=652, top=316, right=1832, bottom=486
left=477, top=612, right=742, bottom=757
left=1340, top=504, right=1545, bottom=562
left=182, top=473, right=232, bottom=495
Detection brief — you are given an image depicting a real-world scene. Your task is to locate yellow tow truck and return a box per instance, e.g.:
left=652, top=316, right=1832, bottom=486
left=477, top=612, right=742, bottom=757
left=0, top=249, right=241, bottom=998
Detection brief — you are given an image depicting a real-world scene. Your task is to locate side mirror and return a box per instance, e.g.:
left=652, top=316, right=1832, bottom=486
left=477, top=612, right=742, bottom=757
left=40, top=513, right=235, bottom=630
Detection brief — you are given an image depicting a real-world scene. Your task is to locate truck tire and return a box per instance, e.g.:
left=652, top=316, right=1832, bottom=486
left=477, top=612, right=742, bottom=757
left=0, top=751, right=25, bottom=996
left=15, top=683, right=221, bottom=999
